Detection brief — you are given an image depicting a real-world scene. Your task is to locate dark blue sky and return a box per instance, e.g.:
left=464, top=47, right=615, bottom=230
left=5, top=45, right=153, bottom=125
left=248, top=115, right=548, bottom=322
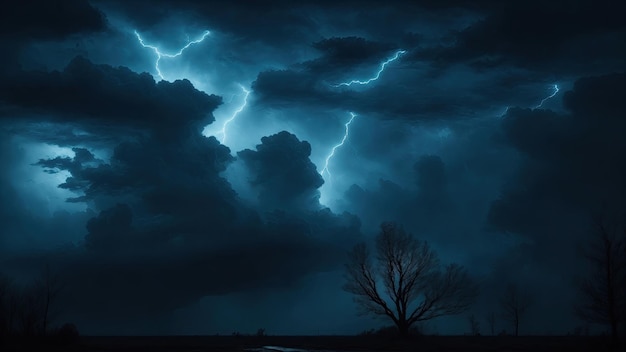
left=0, top=0, right=624, bottom=335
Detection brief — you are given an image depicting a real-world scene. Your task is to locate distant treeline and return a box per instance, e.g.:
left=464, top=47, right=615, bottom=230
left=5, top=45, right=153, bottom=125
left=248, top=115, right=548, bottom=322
left=0, top=267, right=79, bottom=346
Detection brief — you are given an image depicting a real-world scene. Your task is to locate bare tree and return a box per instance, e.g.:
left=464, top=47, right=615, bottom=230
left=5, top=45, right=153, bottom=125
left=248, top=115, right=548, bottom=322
left=500, top=284, right=532, bottom=336
left=343, top=222, right=478, bottom=337
left=35, top=265, right=62, bottom=336
left=575, top=215, right=625, bottom=346
left=0, top=275, right=19, bottom=338
left=0, top=275, right=11, bottom=339
left=19, top=286, right=43, bottom=337
left=467, top=314, right=480, bottom=336
left=485, top=311, right=496, bottom=336
left=0, top=266, right=63, bottom=340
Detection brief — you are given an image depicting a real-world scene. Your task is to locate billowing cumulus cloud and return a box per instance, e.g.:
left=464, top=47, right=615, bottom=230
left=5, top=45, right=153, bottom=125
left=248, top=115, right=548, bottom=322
left=0, top=32, right=361, bottom=327
left=239, top=131, right=324, bottom=211
left=0, top=57, right=222, bottom=142
left=5, top=123, right=353, bottom=325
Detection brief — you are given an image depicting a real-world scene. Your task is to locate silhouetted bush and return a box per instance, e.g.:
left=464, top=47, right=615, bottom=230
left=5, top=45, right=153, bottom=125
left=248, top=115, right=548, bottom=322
left=571, top=325, right=590, bottom=336
left=377, top=326, right=402, bottom=337
left=51, top=323, right=80, bottom=345
left=358, top=325, right=424, bottom=338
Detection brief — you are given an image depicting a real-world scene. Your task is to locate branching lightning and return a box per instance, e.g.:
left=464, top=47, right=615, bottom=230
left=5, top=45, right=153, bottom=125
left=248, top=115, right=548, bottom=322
left=320, top=50, right=406, bottom=181
left=134, top=30, right=210, bottom=81
left=498, top=83, right=560, bottom=118
left=217, top=85, right=250, bottom=144
left=320, top=112, right=356, bottom=179
left=332, top=50, right=407, bottom=87
left=534, top=84, right=559, bottom=109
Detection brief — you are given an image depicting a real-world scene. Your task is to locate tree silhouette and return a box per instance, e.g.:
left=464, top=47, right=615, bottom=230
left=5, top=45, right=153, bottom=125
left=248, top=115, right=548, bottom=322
left=35, top=265, right=62, bottom=336
left=343, top=222, right=477, bottom=337
left=467, top=314, right=480, bottom=336
left=0, top=265, right=64, bottom=342
left=500, top=284, right=531, bottom=336
left=575, top=215, right=625, bottom=347
left=0, top=275, right=11, bottom=339
left=485, top=311, right=496, bottom=336
left=17, top=285, right=41, bottom=337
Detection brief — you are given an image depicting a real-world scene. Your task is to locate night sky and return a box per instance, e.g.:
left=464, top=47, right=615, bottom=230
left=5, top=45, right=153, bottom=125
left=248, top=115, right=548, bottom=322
left=0, top=0, right=625, bottom=336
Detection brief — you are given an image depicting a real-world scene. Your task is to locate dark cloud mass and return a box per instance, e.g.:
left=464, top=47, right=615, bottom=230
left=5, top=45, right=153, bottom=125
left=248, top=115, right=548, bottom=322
left=489, top=73, right=626, bottom=238
left=0, top=0, right=625, bottom=338
left=0, top=0, right=106, bottom=74
left=308, top=37, right=397, bottom=72
left=0, top=56, right=222, bottom=141
left=0, top=0, right=105, bottom=40
left=239, top=131, right=324, bottom=211
left=447, top=1, right=626, bottom=70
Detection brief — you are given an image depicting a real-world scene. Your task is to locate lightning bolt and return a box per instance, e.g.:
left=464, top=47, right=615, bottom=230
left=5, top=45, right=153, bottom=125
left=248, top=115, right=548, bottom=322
left=320, top=51, right=406, bottom=181
left=320, top=112, right=357, bottom=180
left=217, top=85, right=250, bottom=144
left=534, top=84, right=559, bottom=109
left=134, top=29, right=210, bottom=81
left=332, top=50, right=407, bottom=87
left=498, top=83, right=560, bottom=118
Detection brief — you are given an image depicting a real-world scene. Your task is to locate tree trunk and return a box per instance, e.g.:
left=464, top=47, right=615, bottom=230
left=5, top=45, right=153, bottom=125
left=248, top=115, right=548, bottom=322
left=397, top=320, right=410, bottom=338
left=610, top=319, right=618, bottom=348
left=43, top=294, right=50, bottom=336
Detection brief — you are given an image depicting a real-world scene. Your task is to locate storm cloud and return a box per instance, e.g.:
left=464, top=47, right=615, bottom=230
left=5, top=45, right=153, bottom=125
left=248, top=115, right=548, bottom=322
left=0, top=0, right=624, bottom=336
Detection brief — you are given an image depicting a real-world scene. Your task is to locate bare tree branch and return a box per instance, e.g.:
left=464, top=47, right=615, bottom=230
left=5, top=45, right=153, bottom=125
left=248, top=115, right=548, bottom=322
left=575, top=211, right=626, bottom=346
left=500, top=283, right=532, bottom=336
left=344, top=222, right=478, bottom=337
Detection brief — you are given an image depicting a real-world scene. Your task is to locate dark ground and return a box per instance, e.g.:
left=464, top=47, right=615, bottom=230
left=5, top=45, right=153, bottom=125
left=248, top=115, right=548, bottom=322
left=2, top=335, right=620, bottom=352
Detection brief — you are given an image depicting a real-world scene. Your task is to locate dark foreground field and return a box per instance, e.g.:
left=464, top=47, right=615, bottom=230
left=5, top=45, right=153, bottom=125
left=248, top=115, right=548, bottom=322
left=3, top=335, right=620, bottom=352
